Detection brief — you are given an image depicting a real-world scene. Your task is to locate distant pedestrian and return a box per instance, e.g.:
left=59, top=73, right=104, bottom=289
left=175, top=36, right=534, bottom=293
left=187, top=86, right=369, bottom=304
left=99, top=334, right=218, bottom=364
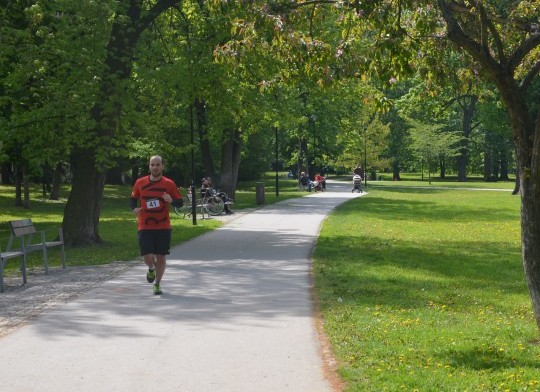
left=130, top=155, right=183, bottom=295
left=299, top=172, right=309, bottom=191
left=353, top=165, right=364, bottom=179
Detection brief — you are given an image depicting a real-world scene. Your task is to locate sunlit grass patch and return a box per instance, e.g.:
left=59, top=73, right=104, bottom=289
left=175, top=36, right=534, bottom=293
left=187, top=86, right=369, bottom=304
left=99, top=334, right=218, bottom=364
left=314, top=186, right=540, bottom=390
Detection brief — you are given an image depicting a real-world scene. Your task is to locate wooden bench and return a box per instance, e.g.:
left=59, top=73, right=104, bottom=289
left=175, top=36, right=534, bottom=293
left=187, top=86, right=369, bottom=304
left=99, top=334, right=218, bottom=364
left=0, top=243, right=27, bottom=292
left=1, top=219, right=66, bottom=292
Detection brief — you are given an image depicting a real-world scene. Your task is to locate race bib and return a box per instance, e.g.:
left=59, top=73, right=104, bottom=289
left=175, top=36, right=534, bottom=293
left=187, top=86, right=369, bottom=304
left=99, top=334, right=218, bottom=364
left=146, top=199, right=160, bottom=209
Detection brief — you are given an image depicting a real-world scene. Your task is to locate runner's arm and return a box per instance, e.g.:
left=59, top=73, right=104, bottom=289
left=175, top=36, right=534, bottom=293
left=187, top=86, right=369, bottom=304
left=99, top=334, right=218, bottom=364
left=171, top=197, right=183, bottom=208
left=130, top=197, right=138, bottom=211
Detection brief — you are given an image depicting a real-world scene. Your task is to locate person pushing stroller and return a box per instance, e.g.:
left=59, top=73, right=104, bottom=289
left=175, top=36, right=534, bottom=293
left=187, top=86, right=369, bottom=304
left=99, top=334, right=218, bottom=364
left=352, top=173, right=363, bottom=193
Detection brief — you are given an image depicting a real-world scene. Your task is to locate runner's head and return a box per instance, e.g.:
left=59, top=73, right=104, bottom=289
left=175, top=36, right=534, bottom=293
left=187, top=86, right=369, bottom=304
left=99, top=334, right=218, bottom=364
left=149, top=155, right=164, bottom=180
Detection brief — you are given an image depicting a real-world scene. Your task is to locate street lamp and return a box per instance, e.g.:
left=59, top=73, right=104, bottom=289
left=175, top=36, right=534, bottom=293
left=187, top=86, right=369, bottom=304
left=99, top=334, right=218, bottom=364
left=189, top=104, right=196, bottom=225
left=275, top=126, right=279, bottom=197
left=364, top=125, right=367, bottom=187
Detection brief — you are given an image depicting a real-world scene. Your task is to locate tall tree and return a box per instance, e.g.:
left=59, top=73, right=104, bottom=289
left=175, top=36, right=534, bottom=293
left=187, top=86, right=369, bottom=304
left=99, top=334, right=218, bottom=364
left=407, top=118, right=463, bottom=183
left=435, top=1, right=540, bottom=329
left=62, top=0, right=180, bottom=246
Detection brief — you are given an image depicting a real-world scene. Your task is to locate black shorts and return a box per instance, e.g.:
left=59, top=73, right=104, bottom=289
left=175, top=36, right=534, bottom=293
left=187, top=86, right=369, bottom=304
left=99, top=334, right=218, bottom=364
left=138, top=229, right=172, bottom=256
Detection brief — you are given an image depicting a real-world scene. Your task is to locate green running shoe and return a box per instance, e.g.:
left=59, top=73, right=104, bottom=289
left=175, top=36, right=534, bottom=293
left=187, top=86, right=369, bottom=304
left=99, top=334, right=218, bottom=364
left=153, top=283, right=163, bottom=295
left=146, top=269, right=156, bottom=283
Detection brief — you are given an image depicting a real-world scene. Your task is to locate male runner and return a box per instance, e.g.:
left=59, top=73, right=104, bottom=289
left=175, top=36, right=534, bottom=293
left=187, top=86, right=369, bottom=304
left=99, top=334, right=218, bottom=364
left=130, top=155, right=183, bottom=295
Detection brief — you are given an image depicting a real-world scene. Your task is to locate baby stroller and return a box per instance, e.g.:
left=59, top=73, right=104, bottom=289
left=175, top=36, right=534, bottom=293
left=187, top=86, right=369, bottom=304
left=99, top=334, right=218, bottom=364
left=352, top=174, right=363, bottom=193
left=313, top=175, right=325, bottom=192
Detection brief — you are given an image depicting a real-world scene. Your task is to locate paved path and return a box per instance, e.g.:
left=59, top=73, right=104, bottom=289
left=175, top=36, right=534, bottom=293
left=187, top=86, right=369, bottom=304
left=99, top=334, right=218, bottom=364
left=0, top=180, right=364, bottom=392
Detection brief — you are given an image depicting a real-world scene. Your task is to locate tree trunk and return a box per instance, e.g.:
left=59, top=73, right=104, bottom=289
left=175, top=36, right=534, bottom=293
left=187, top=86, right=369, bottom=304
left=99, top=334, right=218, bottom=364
left=220, top=128, right=242, bottom=199
left=392, top=161, right=401, bottom=181
left=130, top=165, right=139, bottom=186
left=42, top=164, right=53, bottom=198
left=23, top=169, right=30, bottom=209
left=483, top=149, right=493, bottom=181
left=49, top=163, right=64, bottom=200
left=500, top=85, right=540, bottom=329
left=106, top=166, right=125, bottom=185
left=14, top=164, right=22, bottom=207
left=63, top=150, right=106, bottom=245
left=1, top=163, right=13, bottom=185
left=457, top=95, right=477, bottom=181
left=195, top=98, right=216, bottom=178
left=499, top=150, right=510, bottom=180
left=493, top=151, right=500, bottom=179
left=440, top=158, right=446, bottom=179
left=301, top=138, right=309, bottom=177
left=520, top=139, right=540, bottom=329
left=513, top=165, right=520, bottom=195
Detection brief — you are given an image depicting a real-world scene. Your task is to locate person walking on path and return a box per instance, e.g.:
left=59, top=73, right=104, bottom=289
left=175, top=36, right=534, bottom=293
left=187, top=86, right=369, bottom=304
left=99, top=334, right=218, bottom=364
left=353, top=165, right=364, bottom=179
left=130, top=155, right=183, bottom=295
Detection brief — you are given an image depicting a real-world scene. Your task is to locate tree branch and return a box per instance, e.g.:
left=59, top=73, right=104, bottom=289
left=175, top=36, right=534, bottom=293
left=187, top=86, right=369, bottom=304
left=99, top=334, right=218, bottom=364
left=508, top=33, right=540, bottom=74
left=435, top=94, right=476, bottom=117
left=448, top=1, right=537, bottom=32
left=136, top=0, right=181, bottom=36
left=520, top=60, right=540, bottom=91
left=479, top=3, right=490, bottom=56
left=288, top=0, right=339, bottom=8
left=480, top=3, right=506, bottom=64
left=8, top=113, right=79, bottom=131
left=309, top=3, right=316, bottom=39
left=438, top=0, right=500, bottom=76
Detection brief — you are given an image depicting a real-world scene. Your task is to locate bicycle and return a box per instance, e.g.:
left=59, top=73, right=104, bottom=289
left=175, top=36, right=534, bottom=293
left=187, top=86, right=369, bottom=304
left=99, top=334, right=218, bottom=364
left=174, top=192, right=224, bottom=218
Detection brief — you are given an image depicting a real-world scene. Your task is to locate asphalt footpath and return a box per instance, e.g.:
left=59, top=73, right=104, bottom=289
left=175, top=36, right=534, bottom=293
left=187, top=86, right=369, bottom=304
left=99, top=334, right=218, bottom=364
left=0, top=180, right=365, bottom=392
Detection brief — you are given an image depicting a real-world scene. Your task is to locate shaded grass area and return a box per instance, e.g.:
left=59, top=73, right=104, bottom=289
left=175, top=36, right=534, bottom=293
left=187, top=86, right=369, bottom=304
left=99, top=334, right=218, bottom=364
left=0, top=174, right=304, bottom=274
left=0, top=185, right=219, bottom=272
left=360, top=172, right=517, bottom=190
left=314, top=186, right=540, bottom=391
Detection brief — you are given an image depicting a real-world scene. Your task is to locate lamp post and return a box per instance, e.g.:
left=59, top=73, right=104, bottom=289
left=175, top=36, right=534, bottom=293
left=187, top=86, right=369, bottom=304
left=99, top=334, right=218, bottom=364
left=275, top=126, right=279, bottom=197
left=364, top=125, right=368, bottom=187
left=189, top=104, right=196, bottom=225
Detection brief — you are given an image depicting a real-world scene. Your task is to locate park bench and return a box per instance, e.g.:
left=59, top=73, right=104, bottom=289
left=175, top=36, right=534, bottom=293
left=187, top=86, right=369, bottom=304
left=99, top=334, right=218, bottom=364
left=0, top=219, right=65, bottom=292
left=0, top=242, right=26, bottom=293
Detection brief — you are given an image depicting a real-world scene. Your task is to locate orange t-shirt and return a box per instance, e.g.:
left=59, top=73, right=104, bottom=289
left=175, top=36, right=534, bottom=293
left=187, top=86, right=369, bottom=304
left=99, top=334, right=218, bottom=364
left=131, top=175, right=182, bottom=230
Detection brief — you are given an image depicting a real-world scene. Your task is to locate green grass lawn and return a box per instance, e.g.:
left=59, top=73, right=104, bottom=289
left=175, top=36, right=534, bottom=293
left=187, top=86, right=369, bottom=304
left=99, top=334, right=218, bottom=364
left=313, top=184, right=540, bottom=391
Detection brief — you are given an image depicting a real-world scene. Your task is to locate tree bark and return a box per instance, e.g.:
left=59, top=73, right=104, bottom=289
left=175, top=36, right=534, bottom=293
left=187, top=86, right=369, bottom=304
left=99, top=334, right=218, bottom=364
left=63, top=150, right=106, bottom=245
left=106, top=166, right=125, bottom=185
left=439, top=158, right=446, bottom=179
left=457, top=95, right=477, bottom=181
left=49, top=163, right=63, bottom=200
left=392, top=161, right=401, bottom=181
left=513, top=165, right=520, bottom=195
left=195, top=98, right=216, bottom=178
left=220, top=128, right=242, bottom=199
left=484, top=144, right=493, bottom=181
left=0, top=163, right=13, bottom=185
left=131, top=165, right=139, bottom=186
left=23, top=169, right=29, bottom=209
left=14, top=164, right=22, bottom=207
left=518, top=107, right=540, bottom=328
left=499, top=150, right=509, bottom=180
